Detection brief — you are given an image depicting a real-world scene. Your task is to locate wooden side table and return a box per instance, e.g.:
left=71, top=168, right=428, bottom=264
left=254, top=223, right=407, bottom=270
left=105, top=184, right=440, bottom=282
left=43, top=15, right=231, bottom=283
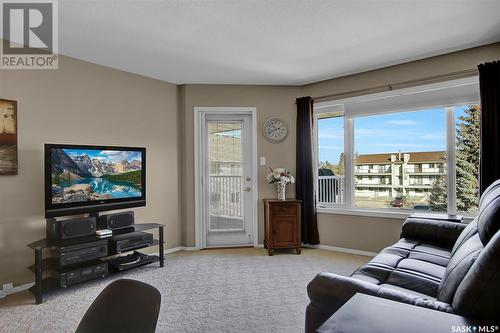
left=263, top=199, right=301, bottom=256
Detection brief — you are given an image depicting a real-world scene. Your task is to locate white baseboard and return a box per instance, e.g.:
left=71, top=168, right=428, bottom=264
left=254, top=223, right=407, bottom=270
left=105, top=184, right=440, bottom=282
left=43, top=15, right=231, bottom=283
left=302, top=244, right=377, bottom=257
left=0, top=282, right=34, bottom=299
left=164, top=246, right=183, bottom=254
left=254, top=243, right=375, bottom=257
left=164, top=246, right=199, bottom=254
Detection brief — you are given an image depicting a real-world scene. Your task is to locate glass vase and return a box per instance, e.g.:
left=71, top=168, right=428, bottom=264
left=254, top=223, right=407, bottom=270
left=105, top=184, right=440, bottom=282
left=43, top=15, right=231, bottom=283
left=276, top=182, right=287, bottom=200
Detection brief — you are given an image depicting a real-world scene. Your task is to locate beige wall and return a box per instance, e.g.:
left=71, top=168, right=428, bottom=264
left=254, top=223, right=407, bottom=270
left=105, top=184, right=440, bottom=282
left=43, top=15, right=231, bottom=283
left=0, top=56, right=182, bottom=286
left=181, top=85, right=301, bottom=246
left=317, top=214, right=402, bottom=252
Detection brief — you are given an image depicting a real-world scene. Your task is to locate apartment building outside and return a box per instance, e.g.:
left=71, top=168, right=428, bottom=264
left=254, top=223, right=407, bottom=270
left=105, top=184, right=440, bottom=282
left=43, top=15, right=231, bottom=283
left=354, top=151, right=446, bottom=200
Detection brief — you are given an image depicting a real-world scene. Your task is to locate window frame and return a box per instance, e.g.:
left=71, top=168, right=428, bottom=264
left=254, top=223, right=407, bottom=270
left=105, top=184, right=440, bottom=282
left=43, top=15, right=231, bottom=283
left=314, top=80, right=480, bottom=219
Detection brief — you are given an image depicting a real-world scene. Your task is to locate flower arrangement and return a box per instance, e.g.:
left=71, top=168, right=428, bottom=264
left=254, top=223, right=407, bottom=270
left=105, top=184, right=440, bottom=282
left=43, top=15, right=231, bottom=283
left=266, top=167, right=295, bottom=184
left=266, top=168, right=295, bottom=200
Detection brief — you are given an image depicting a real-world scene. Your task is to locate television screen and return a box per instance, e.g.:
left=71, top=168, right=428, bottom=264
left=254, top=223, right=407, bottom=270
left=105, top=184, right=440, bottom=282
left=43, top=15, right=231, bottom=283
left=45, top=144, right=146, bottom=217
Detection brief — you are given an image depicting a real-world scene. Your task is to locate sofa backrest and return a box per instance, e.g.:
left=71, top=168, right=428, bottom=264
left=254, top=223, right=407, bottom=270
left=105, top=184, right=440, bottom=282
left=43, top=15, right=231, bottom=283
left=437, top=179, right=500, bottom=319
left=476, top=179, right=500, bottom=245
left=452, top=231, right=500, bottom=319
left=437, top=233, right=483, bottom=304
left=451, top=218, right=478, bottom=255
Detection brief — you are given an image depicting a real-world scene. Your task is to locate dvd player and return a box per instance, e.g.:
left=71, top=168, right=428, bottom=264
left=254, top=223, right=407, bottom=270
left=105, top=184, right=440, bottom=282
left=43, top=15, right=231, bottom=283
left=56, top=239, right=108, bottom=266
left=58, top=262, right=108, bottom=288
left=109, top=231, right=153, bottom=254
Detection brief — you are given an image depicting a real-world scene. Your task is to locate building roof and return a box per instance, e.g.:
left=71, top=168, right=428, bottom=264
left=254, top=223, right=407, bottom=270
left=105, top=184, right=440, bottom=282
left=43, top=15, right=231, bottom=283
left=355, top=151, right=445, bottom=165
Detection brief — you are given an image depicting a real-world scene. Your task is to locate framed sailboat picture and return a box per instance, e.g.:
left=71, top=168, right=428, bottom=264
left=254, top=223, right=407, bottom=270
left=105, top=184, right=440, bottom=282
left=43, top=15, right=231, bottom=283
left=0, top=99, right=17, bottom=175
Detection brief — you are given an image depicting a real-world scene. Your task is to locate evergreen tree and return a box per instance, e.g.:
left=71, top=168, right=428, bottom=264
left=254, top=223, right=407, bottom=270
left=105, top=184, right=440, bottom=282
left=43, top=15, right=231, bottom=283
left=429, top=176, right=447, bottom=211
left=336, top=152, right=345, bottom=175
left=319, top=152, right=345, bottom=176
left=319, top=160, right=336, bottom=173
left=455, top=105, right=480, bottom=212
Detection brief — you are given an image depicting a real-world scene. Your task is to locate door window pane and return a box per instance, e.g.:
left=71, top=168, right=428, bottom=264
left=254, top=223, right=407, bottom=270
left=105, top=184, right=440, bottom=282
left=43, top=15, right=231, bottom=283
left=354, top=108, right=447, bottom=211
left=455, top=105, right=480, bottom=213
left=208, top=121, right=243, bottom=230
left=317, top=112, right=344, bottom=204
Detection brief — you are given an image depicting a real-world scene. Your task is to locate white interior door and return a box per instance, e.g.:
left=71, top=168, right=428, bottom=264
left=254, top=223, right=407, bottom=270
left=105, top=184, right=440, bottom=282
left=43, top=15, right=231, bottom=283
left=202, top=114, right=254, bottom=247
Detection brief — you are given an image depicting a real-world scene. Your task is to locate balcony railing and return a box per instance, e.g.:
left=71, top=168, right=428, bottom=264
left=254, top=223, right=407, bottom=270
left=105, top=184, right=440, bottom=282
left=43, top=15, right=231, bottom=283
left=405, top=167, right=445, bottom=174
left=356, top=180, right=391, bottom=185
left=209, top=175, right=242, bottom=218
left=408, top=180, right=433, bottom=186
left=355, top=167, right=391, bottom=174
left=318, top=176, right=344, bottom=204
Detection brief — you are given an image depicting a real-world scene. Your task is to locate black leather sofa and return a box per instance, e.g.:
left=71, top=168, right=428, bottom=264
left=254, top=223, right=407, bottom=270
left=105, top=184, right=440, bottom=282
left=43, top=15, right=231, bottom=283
left=305, top=180, right=500, bottom=333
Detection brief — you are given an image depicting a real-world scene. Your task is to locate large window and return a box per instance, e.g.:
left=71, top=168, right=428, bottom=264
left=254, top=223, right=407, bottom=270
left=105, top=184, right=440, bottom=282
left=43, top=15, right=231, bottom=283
left=353, top=108, right=447, bottom=211
left=315, top=77, right=480, bottom=216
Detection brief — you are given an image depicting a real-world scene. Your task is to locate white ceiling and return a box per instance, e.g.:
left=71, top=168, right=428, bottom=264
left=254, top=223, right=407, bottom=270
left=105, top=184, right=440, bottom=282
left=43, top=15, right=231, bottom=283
left=59, top=0, right=500, bottom=85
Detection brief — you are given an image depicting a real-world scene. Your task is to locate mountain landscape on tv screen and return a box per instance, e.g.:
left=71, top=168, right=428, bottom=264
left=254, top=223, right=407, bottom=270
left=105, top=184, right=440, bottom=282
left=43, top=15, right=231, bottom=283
left=51, top=149, right=142, bottom=204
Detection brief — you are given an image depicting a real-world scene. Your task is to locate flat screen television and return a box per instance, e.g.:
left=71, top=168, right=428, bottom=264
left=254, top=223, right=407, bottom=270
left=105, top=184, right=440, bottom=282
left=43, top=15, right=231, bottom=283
left=45, top=144, right=146, bottom=217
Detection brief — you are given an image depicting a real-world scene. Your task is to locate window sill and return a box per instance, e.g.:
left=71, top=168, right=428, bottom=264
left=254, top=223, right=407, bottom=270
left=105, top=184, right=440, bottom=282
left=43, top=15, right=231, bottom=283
left=317, top=206, right=477, bottom=222
left=317, top=207, right=411, bottom=220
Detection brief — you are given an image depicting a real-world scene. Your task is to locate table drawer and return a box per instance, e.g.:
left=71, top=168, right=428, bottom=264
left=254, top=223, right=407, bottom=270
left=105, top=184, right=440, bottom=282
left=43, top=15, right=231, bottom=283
left=271, top=204, right=297, bottom=216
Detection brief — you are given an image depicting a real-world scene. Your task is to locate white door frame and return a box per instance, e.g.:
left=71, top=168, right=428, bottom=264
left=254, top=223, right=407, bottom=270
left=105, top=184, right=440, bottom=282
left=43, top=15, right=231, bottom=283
left=194, top=107, right=258, bottom=249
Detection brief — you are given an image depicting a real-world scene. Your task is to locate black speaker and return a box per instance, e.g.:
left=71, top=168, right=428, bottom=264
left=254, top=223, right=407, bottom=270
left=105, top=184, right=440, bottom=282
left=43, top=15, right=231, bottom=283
left=98, top=211, right=135, bottom=231
left=46, top=217, right=96, bottom=240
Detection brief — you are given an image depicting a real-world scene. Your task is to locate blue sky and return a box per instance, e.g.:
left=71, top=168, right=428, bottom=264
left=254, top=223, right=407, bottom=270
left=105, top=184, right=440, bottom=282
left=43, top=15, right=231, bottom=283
left=64, top=149, right=142, bottom=163
left=318, top=106, right=469, bottom=164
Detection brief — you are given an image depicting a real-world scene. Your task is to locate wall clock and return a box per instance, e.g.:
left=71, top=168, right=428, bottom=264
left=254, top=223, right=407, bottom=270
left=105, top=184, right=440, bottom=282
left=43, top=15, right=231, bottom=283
left=263, top=118, right=288, bottom=143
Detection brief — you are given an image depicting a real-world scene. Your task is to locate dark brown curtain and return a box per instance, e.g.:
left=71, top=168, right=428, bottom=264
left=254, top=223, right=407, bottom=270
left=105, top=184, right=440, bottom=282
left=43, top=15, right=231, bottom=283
left=296, top=96, right=319, bottom=245
left=478, top=61, right=500, bottom=194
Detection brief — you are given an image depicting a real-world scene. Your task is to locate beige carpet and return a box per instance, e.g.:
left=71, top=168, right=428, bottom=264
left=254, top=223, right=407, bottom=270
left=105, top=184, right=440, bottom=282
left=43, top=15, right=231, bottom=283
left=0, top=248, right=369, bottom=333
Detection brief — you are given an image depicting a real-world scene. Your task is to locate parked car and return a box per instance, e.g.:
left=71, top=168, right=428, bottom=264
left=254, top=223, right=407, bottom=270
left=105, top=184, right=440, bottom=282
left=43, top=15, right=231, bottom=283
left=413, top=204, right=430, bottom=210
left=390, top=195, right=406, bottom=207
left=318, top=168, right=335, bottom=176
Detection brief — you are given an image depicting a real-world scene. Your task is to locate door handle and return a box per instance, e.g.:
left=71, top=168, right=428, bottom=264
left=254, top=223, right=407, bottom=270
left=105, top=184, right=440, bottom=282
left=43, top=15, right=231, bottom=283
left=243, top=187, right=251, bottom=192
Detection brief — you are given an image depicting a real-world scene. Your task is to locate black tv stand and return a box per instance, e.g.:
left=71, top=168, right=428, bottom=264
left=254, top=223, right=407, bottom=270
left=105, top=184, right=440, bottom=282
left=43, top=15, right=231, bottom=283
left=88, top=211, right=100, bottom=219
left=27, top=223, right=164, bottom=304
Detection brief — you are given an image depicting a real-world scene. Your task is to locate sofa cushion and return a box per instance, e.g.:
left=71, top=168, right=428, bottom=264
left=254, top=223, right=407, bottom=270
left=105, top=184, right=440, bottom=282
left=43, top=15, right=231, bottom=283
left=378, top=283, right=433, bottom=299
left=451, top=218, right=478, bottom=255
left=437, top=233, right=483, bottom=303
left=350, top=238, right=450, bottom=298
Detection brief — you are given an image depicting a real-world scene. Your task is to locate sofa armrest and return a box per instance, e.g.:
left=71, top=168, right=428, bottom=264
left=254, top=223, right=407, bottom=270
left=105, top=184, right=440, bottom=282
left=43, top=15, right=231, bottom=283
left=307, top=273, right=454, bottom=321
left=400, top=217, right=467, bottom=249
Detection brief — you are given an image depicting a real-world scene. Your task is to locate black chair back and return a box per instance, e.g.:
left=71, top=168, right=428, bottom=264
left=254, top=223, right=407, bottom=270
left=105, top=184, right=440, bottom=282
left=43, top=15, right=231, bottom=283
left=76, top=279, right=161, bottom=333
